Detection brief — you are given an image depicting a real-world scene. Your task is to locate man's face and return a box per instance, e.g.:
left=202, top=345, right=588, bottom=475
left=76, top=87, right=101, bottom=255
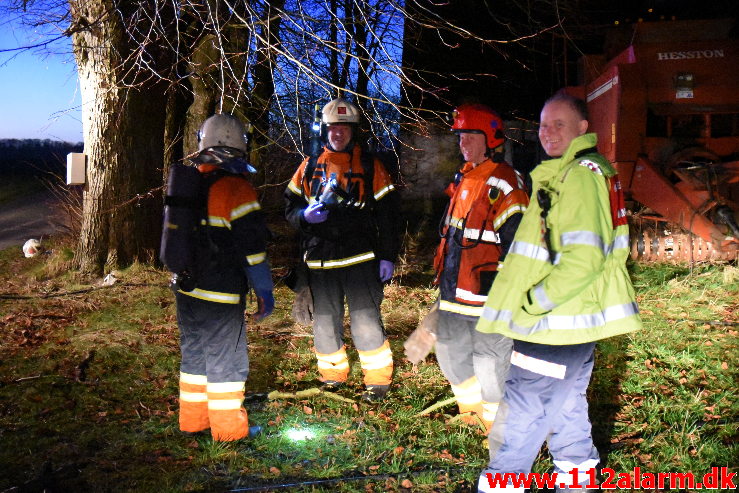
left=458, top=132, right=487, bottom=164
left=327, top=124, right=353, bottom=152
left=538, top=100, right=588, bottom=158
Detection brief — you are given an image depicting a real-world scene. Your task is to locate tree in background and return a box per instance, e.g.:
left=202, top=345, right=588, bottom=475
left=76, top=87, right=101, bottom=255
left=2, top=0, right=564, bottom=274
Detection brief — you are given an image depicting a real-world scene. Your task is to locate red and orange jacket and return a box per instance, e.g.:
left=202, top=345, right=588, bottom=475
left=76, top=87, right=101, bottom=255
left=434, top=158, right=529, bottom=318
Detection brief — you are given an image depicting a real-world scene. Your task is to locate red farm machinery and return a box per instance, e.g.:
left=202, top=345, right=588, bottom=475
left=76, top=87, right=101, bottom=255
left=565, top=18, right=739, bottom=261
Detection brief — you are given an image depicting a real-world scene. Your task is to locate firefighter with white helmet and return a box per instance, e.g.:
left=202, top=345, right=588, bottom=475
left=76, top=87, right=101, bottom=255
left=284, top=97, right=401, bottom=402
left=420, top=103, right=528, bottom=434
left=172, top=113, right=274, bottom=441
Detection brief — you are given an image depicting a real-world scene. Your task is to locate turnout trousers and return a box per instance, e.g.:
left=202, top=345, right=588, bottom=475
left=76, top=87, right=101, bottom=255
left=435, top=310, right=512, bottom=432
left=176, top=293, right=251, bottom=441
left=478, top=340, right=600, bottom=492
left=309, top=260, right=393, bottom=387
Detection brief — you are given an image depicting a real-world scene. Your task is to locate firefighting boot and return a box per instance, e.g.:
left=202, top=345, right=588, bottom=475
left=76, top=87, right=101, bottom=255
left=361, top=384, right=390, bottom=402
left=319, top=380, right=345, bottom=392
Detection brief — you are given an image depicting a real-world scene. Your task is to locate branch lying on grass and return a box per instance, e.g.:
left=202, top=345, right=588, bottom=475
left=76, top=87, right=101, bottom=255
left=413, top=396, right=457, bottom=417
left=267, top=387, right=356, bottom=404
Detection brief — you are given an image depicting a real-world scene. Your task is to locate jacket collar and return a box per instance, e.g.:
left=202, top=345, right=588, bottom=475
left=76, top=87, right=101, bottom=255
left=531, top=133, right=598, bottom=183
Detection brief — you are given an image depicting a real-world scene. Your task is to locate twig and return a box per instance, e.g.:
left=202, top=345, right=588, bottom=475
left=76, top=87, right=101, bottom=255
left=13, top=375, right=42, bottom=382
left=267, top=387, right=356, bottom=404
left=413, top=396, right=457, bottom=417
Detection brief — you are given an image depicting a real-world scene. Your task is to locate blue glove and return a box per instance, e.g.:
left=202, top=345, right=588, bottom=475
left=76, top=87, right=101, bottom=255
left=379, top=260, right=394, bottom=282
left=253, top=289, right=275, bottom=320
left=246, top=261, right=274, bottom=320
left=303, top=202, right=329, bottom=224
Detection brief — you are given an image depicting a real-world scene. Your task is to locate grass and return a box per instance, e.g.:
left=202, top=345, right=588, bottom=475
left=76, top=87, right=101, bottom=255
left=0, top=233, right=737, bottom=492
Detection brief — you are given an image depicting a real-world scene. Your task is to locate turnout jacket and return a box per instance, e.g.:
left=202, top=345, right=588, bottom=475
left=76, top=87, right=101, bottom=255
left=285, top=145, right=400, bottom=269
left=180, top=164, right=271, bottom=304
left=434, top=158, right=529, bottom=318
left=476, top=133, right=642, bottom=344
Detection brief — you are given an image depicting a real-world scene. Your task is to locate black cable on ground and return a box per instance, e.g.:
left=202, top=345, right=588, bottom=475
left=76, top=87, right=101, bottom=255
left=228, top=466, right=471, bottom=492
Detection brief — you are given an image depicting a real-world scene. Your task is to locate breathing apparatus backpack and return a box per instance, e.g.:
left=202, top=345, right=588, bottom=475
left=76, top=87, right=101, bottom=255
left=160, top=163, right=229, bottom=292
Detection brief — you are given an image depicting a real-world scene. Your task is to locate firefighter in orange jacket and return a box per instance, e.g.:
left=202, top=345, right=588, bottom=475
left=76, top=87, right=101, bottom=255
left=174, top=114, right=274, bottom=441
left=284, top=98, right=401, bottom=402
left=434, top=104, right=529, bottom=433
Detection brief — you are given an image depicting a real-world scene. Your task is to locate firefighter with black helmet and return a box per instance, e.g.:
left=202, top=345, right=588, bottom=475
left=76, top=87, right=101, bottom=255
left=432, top=103, right=529, bottom=434
left=172, top=113, right=274, bottom=441
left=284, top=98, right=401, bottom=402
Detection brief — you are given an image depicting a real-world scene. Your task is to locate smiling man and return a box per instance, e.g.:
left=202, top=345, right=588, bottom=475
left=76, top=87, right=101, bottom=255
left=425, top=103, right=528, bottom=435
left=475, top=93, right=642, bottom=492
left=284, top=98, right=401, bottom=402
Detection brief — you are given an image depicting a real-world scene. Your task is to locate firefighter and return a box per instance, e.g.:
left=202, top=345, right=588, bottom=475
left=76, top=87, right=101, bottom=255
left=475, top=93, right=643, bottom=492
left=433, top=103, right=529, bottom=434
left=175, top=113, right=274, bottom=441
left=284, top=98, right=401, bottom=402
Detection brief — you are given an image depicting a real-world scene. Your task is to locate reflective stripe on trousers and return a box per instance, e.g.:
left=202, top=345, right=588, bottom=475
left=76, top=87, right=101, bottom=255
left=176, top=293, right=251, bottom=440
left=480, top=340, right=600, bottom=489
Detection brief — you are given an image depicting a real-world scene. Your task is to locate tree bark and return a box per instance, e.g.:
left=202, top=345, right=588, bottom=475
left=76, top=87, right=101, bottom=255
left=70, top=0, right=169, bottom=275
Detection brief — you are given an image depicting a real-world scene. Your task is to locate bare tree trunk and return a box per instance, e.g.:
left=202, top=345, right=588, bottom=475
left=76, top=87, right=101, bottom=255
left=249, top=0, right=284, bottom=168
left=70, top=0, right=168, bottom=275
left=184, top=34, right=219, bottom=156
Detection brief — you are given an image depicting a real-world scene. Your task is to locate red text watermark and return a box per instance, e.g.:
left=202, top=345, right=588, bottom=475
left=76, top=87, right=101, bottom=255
left=485, top=466, right=736, bottom=490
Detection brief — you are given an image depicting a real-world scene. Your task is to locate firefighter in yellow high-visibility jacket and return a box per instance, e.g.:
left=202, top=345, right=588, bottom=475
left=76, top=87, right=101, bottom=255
left=475, top=93, right=642, bottom=492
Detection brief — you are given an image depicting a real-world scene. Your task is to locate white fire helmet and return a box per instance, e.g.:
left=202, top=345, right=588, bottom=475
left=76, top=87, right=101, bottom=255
left=321, top=98, right=361, bottom=126
left=197, top=114, right=249, bottom=154
left=23, top=238, right=41, bottom=258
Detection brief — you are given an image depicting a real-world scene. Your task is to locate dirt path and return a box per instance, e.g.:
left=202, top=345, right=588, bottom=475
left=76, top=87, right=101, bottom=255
left=0, top=190, right=69, bottom=252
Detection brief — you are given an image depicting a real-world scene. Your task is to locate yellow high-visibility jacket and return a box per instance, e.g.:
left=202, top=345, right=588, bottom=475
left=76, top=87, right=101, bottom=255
left=475, top=133, right=642, bottom=344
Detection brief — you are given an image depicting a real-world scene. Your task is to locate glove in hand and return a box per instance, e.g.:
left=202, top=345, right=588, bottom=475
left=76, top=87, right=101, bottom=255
left=303, top=202, right=328, bottom=224
left=253, top=289, right=275, bottom=321
left=379, top=260, right=394, bottom=282
left=403, top=300, right=440, bottom=364
left=291, top=286, right=314, bottom=325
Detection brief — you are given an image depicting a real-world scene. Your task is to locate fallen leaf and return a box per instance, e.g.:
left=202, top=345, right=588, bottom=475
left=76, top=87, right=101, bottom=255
left=401, top=479, right=413, bottom=488
left=369, top=465, right=380, bottom=471
left=270, top=466, right=281, bottom=475
left=303, top=405, right=313, bottom=415
left=721, top=362, right=729, bottom=370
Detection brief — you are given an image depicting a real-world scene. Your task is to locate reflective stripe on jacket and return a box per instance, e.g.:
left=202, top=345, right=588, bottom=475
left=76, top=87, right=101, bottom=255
left=284, top=145, right=400, bottom=269
left=475, top=133, right=642, bottom=344
left=180, top=165, right=270, bottom=304
left=434, top=158, right=529, bottom=317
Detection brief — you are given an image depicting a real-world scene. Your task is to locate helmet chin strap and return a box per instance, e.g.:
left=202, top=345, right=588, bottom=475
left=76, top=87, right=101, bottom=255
left=192, top=147, right=257, bottom=173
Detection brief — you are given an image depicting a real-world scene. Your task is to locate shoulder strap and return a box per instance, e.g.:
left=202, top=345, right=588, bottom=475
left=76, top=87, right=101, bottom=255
left=303, top=155, right=319, bottom=198
left=360, top=149, right=375, bottom=208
